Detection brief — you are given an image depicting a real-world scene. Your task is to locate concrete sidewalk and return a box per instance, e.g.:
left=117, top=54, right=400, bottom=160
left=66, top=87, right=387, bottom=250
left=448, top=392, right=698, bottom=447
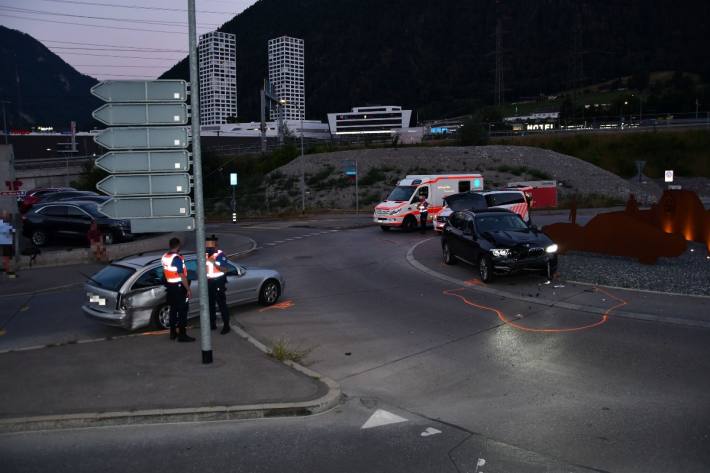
left=0, top=327, right=338, bottom=432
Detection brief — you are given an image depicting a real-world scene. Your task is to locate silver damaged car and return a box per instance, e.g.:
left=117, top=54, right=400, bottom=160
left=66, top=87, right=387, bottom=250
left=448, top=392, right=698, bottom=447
left=82, top=253, right=285, bottom=331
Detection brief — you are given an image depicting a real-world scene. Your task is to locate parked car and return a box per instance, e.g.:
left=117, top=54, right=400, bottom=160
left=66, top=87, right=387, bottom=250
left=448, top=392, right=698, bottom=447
left=441, top=208, right=558, bottom=282
left=19, top=187, right=75, bottom=213
left=36, top=190, right=101, bottom=205
left=434, top=189, right=532, bottom=232
left=82, top=254, right=285, bottom=331
left=22, top=201, right=132, bottom=246
left=56, top=194, right=110, bottom=204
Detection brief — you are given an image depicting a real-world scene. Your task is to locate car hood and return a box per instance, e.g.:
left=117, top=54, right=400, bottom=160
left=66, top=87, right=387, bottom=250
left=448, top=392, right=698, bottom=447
left=482, top=229, right=552, bottom=248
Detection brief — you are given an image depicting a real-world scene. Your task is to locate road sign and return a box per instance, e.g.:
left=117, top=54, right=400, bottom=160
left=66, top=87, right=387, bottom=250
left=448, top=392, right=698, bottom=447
left=97, top=173, right=191, bottom=196
left=664, top=170, right=674, bottom=183
left=93, top=103, right=189, bottom=126
left=99, top=196, right=192, bottom=219
left=91, top=80, right=188, bottom=103
left=129, top=217, right=195, bottom=233
left=230, top=173, right=238, bottom=186
left=95, top=150, right=191, bottom=173
left=94, top=127, right=189, bottom=150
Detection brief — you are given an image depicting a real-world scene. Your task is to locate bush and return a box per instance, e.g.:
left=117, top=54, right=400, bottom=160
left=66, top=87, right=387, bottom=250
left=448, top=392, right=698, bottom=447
left=359, top=167, right=387, bottom=186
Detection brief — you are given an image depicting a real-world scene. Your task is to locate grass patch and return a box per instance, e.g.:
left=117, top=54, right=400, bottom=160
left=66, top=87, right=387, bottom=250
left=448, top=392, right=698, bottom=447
left=493, top=129, right=710, bottom=178
left=558, top=193, right=625, bottom=209
left=359, top=167, right=387, bottom=186
left=269, top=337, right=313, bottom=364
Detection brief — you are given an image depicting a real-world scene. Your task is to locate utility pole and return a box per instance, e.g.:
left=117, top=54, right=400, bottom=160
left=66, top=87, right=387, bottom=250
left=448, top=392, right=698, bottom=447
left=188, top=0, right=212, bottom=364
left=300, top=116, right=305, bottom=212
left=355, top=159, right=359, bottom=215
left=260, top=79, right=267, bottom=153
left=1, top=100, right=9, bottom=144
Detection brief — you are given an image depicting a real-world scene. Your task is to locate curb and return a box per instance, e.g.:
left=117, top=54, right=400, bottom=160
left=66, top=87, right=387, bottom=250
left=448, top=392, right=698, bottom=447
left=406, top=238, right=710, bottom=330
left=0, top=316, right=341, bottom=434
left=226, top=236, right=258, bottom=258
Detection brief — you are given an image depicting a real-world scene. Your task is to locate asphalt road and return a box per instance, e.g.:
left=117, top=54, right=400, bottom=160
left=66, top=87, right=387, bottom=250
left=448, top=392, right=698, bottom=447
left=2, top=212, right=710, bottom=472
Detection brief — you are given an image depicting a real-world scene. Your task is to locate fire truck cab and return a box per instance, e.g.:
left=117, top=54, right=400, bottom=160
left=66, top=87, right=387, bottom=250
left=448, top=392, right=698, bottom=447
left=373, top=174, right=484, bottom=231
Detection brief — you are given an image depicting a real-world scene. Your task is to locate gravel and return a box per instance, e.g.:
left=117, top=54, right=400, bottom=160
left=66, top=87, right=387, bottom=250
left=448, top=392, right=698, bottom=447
left=558, top=243, right=710, bottom=296
left=269, top=145, right=660, bottom=209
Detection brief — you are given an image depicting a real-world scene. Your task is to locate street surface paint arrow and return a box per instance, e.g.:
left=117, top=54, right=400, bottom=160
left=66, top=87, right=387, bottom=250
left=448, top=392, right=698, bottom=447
left=360, top=409, right=408, bottom=429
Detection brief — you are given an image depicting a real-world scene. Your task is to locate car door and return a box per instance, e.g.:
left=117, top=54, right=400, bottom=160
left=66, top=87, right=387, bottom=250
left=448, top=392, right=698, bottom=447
left=223, top=261, right=257, bottom=304
left=38, top=205, right=70, bottom=237
left=123, top=267, right=167, bottom=319
left=458, top=215, right=480, bottom=262
left=184, top=259, right=201, bottom=315
left=445, top=211, right=465, bottom=255
left=65, top=205, right=93, bottom=239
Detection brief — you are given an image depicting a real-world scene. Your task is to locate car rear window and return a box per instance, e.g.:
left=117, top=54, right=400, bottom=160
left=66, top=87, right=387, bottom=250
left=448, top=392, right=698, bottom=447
left=446, top=193, right=487, bottom=211
left=89, top=264, right=135, bottom=291
left=486, top=192, right=525, bottom=206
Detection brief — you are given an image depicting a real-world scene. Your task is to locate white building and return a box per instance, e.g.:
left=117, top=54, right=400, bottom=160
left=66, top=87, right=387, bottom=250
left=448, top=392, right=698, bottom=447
left=268, top=36, right=305, bottom=121
left=327, top=106, right=412, bottom=135
left=201, top=120, right=330, bottom=140
left=198, top=31, right=237, bottom=125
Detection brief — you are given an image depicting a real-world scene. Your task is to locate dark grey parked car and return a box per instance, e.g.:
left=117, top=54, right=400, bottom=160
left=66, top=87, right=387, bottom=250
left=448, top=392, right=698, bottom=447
left=82, top=253, right=285, bottom=331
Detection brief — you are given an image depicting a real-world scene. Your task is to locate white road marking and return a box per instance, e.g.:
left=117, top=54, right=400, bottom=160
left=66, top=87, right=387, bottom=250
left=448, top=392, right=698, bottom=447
left=361, top=409, right=408, bottom=429
left=420, top=427, right=441, bottom=437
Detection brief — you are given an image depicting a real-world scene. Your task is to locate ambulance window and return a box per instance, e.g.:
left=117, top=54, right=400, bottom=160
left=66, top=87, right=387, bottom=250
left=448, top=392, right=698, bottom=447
left=458, top=181, right=471, bottom=193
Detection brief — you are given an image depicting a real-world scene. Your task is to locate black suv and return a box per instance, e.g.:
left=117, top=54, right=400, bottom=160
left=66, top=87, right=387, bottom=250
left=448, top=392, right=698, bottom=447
left=441, top=208, right=558, bottom=282
left=22, top=201, right=132, bottom=247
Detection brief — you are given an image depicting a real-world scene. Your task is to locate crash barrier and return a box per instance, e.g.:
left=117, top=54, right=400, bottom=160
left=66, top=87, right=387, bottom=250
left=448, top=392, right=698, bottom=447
left=507, top=180, right=558, bottom=208
left=543, top=190, right=709, bottom=264
left=17, top=233, right=185, bottom=269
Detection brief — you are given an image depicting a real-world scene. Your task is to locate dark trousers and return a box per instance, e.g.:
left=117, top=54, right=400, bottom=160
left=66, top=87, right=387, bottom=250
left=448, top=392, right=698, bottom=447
left=419, top=212, right=428, bottom=232
left=166, top=283, right=188, bottom=330
left=208, top=276, right=230, bottom=326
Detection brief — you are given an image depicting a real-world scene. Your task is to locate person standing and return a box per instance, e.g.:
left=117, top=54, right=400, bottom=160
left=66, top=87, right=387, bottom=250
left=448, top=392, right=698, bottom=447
left=87, top=220, right=106, bottom=262
left=206, top=235, right=231, bottom=334
left=161, top=237, right=195, bottom=342
left=0, top=212, right=15, bottom=276
left=417, top=194, right=429, bottom=234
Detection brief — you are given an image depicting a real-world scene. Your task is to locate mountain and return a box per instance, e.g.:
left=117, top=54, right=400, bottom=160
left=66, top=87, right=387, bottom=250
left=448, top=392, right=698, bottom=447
left=0, top=25, right=99, bottom=130
left=161, top=0, right=710, bottom=122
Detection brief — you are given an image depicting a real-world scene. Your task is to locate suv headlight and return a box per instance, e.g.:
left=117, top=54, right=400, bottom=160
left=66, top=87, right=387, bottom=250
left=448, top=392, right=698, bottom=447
left=490, top=248, right=511, bottom=258
left=546, top=244, right=558, bottom=253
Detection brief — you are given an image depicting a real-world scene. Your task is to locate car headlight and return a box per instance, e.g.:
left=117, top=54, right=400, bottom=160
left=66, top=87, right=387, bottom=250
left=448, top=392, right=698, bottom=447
left=546, top=244, right=558, bottom=253
left=490, top=248, right=511, bottom=258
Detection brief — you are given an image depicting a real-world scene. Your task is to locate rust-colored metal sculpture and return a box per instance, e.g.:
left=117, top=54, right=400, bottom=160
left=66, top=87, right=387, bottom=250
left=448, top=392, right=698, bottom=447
left=544, top=190, right=708, bottom=265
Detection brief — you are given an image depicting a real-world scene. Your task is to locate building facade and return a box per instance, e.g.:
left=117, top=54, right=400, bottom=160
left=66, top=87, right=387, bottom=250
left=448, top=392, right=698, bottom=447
left=268, top=36, right=305, bottom=121
left=198, top=31, right=237, bottom=125
left=327, top=106, right=412, bottom=135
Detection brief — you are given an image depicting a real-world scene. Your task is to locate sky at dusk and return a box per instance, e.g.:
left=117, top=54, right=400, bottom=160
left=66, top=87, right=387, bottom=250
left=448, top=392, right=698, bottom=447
left=0, top=0, right=256, bottom=80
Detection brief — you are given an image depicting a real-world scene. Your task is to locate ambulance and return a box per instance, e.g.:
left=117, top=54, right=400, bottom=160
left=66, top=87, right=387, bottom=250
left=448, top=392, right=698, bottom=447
left=373, top=174, right=484, bottom=231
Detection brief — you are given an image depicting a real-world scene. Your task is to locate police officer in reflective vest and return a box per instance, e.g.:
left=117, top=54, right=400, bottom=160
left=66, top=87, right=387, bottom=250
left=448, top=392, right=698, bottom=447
left=206, top=234, right=231, bottom=334
left=417, top=194, right=429, bottom=234
left=161, top=237, right=195, bottom=342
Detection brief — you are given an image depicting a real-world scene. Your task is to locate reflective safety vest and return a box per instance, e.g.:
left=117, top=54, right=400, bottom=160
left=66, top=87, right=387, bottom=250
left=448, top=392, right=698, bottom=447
left=206, top=250, right=225, bottom=279
left=418, top=201, right=429, bottom=214
left=162, top=252, right=186, bottom=284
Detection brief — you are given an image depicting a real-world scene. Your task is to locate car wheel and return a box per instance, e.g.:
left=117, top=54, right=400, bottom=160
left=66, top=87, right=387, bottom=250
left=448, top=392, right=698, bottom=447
left=152, top=305, right=171, bottom=330
left=103, top=232, right=115, bottom=245
left=442, top=241, right=457, bottom=265
left=259, top=279, right=281, bottom=306
left=401, top=215, right=417, bottom=232
left=380, top=225, right=391, bottom=232
left=479, top=255, right=494, bottom=283
left=31, top=230, right=48, bottom=247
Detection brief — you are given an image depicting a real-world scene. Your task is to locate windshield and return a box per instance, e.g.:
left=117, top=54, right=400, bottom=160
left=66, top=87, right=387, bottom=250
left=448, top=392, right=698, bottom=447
left=89, top=264, right=135, bottom=291
left=446, top=194, right=487, bottom=211
left=475, top=214, right=528, bottom=233
left=387, top=186, right=417, bottom=202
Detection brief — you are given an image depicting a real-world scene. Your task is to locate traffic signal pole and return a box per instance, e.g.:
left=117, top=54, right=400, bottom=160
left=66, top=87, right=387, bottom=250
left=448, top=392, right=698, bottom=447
left=188, top=0, right=212, bottom=364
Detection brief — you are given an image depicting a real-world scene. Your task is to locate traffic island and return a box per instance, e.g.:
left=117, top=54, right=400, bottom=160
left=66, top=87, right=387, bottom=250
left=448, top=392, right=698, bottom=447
left=0, top=327, right=340, bottom=433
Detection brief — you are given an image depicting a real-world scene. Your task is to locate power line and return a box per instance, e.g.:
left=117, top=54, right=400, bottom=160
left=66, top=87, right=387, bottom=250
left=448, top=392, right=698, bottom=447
left=71, top=64, right=171, bottom=68
left=33, top=0, right=237, bottom=15
left=0, top=5, right=222, bottom=27
left=50, top=46, right=185, bottom=53
left=1, top=13, right=189, bottom=34
left=47, top=50, right=182, bottom=60
left=41, top=39, right=187, bottom=52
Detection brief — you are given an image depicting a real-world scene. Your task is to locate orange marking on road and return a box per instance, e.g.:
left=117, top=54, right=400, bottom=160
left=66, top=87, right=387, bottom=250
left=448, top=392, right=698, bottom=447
left=464, top=278, right=483, bottom=286
left=443, top=286, right=627, bottom=333
left=259, top=299, right=295, bottom=312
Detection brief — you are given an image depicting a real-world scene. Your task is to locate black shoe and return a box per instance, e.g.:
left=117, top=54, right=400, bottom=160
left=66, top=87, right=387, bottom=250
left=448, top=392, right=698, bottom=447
left=178, top=333, right=196, bottom=342
left=220, top=325, right=231, bottom=335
